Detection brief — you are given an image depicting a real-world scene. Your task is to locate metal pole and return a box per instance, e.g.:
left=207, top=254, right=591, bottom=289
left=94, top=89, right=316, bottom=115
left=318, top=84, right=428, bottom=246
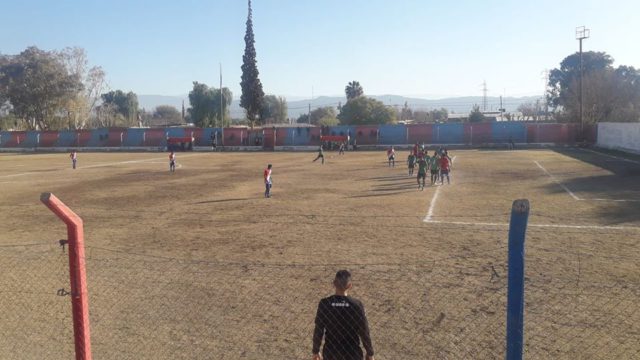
left=506, top=199, right=530, bottom=360
left=41, top=193, right=92, bottom=360
left=576, top=26, right=590, bottom=141
left=579, top=38, right=583, bottom=137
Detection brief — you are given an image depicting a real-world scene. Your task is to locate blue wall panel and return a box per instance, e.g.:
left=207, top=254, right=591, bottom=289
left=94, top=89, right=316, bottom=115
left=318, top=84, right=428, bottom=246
left=123, top=128, right=145, bottom=147
left=378, top=124, right=406, bottom=145
left=18, top=131, right=39, bottom=148
left=327, top=125, right=355, bottom=138
left=0, top=131, right=11, bottom=147
left=283, top=127, right=313, bottom=146
left=88, top=128, right=109, bottom=147
left=166, top=128, right=186, bottom=138
left=491, top=122, right=527, bottom=143
left=55, top=131, right=76, bottom=147
left=432, top=124, right=464, bottom=144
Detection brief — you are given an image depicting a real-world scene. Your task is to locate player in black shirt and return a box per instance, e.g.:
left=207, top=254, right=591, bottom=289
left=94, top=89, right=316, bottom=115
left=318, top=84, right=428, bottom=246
left=312, top=270, right=375, bottom=360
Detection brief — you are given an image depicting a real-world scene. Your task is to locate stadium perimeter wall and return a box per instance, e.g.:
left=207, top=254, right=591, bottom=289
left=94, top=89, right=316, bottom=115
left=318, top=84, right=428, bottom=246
left=0, top=122, right=594, bottom=151
left=596, top=122, right=640, bottom=154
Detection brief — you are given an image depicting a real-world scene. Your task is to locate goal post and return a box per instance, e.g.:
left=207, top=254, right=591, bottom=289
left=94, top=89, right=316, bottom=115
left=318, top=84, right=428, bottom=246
left=40, top=192, right=92, bottom=360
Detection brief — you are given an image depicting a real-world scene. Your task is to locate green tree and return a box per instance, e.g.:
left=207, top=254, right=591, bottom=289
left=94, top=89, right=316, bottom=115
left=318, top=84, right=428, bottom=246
left=548, top=51, right=613, bottom=121
left=345, top=81, right=364, bottom=100
left=153, top=105, right=182, bottom=125
left=261, top=95, right=288, bottom=124
left=101, top=90, right=139, bottom=126
left=400, top=101, right=413, bottom=122
left=468, top=104, right=485, bottom=123
left=240, top=0, right=265, bottom=127
left=309, top=106, right=338, bottom=125
left=548, top=51, right=640, bottom=123
left=188, top=82, right=232, bottom=127
left=338, top=96, right=396, bottom=125
left=296, top=113, right=309, bottom=124
left=0, top=47, right=83, bottom=130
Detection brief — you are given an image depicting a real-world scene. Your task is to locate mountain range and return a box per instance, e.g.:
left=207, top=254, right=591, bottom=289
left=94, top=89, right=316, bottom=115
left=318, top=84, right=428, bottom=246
left=138, top=94, right=543, bottom=120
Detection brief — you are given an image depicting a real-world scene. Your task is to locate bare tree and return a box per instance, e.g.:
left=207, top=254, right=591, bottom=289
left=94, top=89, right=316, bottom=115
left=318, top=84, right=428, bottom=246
left=60, top=47, right=106, bottom=129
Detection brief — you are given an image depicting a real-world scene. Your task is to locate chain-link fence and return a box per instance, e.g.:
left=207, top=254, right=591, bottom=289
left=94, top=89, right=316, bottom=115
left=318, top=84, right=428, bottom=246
left=0, top=242, right=74, bottom=359
left=525, top=243, right=640, bottom=359
left=83, top=245, right=507, bottom=359
left=1, top=241, right=638, bottom=359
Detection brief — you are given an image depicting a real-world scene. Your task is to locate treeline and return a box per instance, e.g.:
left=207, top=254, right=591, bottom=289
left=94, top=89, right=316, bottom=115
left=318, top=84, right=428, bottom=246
left=1, top=46, right=638, bottom=131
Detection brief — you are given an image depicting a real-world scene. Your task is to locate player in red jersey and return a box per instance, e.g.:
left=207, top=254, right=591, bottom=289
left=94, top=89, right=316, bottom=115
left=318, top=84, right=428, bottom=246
left=70, top=150, right=78, bottom=169
left=169, top=151, right=176, bottom=172
left=387, top=146, right=396, bottom=167
left=264, top=164, right=273, bottom=198
left=439, top=154, right=451, bottom=184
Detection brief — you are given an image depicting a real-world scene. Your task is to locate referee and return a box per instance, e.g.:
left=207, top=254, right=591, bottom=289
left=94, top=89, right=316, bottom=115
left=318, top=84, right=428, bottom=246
left=312, top=270, right=375, bottom=360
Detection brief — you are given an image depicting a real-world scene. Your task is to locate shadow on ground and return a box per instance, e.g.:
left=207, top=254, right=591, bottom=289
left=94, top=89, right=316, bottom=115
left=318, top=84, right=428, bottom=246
left=541, top=148, right=640, bottom=225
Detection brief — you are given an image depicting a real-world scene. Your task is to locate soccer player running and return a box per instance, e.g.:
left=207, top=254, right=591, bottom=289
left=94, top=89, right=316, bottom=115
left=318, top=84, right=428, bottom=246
left=313, top=145, right=325, bottom=164
left=263, top=164, right=273, bottom=198
left=417, top=156, right=428, bottom=190
left=387, top=146, right=395, bottom=167
left=169, top=151, right=176, bottom=172
left=430, top=151, right=440, bottom=185
left=312, top=270, right=375, bottom=360
left=70, top=150, right=78, bottom=169
left=339, top=142, right=345, bottom=155
left=440, top=152, right=452, bottom=185
left=407, top=151, right=416, bottom=176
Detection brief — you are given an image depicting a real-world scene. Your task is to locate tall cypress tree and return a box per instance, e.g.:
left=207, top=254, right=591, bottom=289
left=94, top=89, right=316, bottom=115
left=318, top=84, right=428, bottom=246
left=240, top=0, right=265, bottom=127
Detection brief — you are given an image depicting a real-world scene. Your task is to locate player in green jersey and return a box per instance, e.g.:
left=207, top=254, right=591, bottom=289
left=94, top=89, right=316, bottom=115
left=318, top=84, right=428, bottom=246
left=407, top=152, right=416, bottom=176
left=417, top=156, right=428, bottom=190
left=429, top=152, right=440, bottom=185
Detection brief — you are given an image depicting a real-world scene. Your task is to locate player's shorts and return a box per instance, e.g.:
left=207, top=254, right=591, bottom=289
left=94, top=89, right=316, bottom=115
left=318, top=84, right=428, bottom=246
left=389, top=155, right=395, bottom=160
left=408, top=164, right=415, bottom=168
left=170, top=160, right=176, bottom=166
left=417, top=173, right=426, bottom=179
left=431, top=169, right=439, bottom=175
left=441, top=169, right=450, bottom=175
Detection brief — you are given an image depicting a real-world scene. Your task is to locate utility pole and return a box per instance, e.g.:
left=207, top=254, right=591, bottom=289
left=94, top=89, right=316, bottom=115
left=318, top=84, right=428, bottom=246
left=500, top=96, right=504, bottom=121
left=309, top=86, right=313, bottom=125
left=576, top=26, right=590, bottom=138
left=220, top=62, right=224, bottom=146
left=482, top=80, right=488, bottom=112
left=219, top=63, right=223, bottom=128
left=541, top=69, right=550, bottom=121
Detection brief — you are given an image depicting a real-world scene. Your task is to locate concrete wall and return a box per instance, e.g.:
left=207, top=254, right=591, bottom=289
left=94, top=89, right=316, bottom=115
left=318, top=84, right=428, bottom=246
left=597, top=122, right=640, bottom=154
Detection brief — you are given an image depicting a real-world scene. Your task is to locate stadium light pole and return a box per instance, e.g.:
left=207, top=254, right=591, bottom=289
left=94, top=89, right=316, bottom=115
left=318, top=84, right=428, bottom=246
left=576, top=26, right=590, bottom=139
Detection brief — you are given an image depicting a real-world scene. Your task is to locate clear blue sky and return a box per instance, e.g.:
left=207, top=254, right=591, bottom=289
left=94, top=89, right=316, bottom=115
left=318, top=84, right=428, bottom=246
left=3, top=0, right=638, bottom=99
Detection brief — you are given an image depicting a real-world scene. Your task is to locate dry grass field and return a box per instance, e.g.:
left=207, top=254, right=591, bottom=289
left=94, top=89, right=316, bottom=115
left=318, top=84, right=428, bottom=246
left=1, top=148, right=639, bottom=359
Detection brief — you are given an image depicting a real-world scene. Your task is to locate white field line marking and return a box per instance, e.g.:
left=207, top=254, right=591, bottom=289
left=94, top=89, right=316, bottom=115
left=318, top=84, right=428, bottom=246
left=581, top=148, right=640, bottom=165
left=424, top=185, right=442, bottom=222
left=423, top=154, right=457, bottom=221
left=0, top=154, right=201, bottom=178
left=534, top=160, right=581, bottom=201
left=81, top=153, right=201, bottom=169
left=585, top=198, right=640, bottom=202
left=424, top=220, right=639, bottom=231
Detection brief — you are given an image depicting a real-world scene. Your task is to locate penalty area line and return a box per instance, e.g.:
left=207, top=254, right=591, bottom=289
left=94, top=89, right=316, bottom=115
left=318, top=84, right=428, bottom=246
left=424, top=184, right=442, bottom=222
left=534, top=160, right=581, bottom=201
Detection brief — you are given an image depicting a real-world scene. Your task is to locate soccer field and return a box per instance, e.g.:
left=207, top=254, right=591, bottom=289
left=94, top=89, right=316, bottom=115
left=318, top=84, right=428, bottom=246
left=1, top=148, right=639, bottom=359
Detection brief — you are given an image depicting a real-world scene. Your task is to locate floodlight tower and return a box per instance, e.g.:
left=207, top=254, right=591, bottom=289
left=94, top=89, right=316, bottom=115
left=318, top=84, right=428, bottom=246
left=576, top=26, right=590, bottom=137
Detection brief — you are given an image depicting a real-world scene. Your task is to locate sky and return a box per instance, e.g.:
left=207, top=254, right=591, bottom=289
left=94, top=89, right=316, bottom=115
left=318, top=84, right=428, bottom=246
left=2, top=0, right=639, bottom=99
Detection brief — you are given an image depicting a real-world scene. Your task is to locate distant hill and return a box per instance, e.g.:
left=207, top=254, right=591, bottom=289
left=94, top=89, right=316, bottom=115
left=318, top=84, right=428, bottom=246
left=138, top=94, right=542, bottom=120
